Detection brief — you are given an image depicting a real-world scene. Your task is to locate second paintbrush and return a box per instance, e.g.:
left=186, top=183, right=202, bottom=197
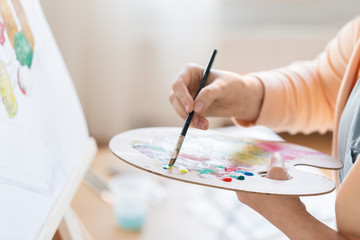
left=166, top=49, right=217, bottom=169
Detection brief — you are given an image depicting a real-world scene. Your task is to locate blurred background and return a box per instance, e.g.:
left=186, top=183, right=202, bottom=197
left=39, top=1, right=360, bottom=239
left=40, top=0, right=360, bottom=145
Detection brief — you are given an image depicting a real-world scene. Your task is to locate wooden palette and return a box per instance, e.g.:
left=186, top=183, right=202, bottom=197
left=109, top=127, right=343, bottom=196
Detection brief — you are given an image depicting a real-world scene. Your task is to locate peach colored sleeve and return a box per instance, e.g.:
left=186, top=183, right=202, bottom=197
left=234, top=16, right=360, bottom=134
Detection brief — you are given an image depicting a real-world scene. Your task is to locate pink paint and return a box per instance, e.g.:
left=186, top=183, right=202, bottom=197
left=256, top=142, right=321, bottom=160
left=224, top=167, right=236, bottom=172
left=256, top=142, right=282, bottom=152
left=236, top=167, right=252, bottom=172
left=0, top=22, right=5, bottom=46
left=179, top=152, right=209, bottom=162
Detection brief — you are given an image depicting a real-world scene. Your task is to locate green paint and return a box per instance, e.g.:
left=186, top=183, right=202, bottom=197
left=199, top=169, right=215, bottom=174
left=14, top=32, right=33, bottom=68
left=217, top=166, right=225, bottom=169
left=230, top=175, right=245, bottom=180
left=237, top=175, right=245, bottom=180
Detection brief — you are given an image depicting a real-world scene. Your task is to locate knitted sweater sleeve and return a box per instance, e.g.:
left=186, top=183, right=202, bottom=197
left=234, top=16, right=360, bottom=134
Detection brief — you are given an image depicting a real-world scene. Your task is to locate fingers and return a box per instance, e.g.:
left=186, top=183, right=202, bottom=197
left=170, top=64, right=202, bottom=113
left=169, top=94, right=189, bottom=120
left=170, top=63, right=211, bottom=130
left=168, top=94, right=209, bottom=130
left=171, top=80, right=194, bottom=113
left=194, top=115, right=209, bottom=130
left=169, top=90, right=209, bottom=130
left=266, top=153, right=291, bottom=180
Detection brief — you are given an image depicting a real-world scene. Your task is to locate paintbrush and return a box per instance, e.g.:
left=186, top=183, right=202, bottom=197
left=166, top=49, right=217, bottom=169
left=84, top=170, right=114, bottom=205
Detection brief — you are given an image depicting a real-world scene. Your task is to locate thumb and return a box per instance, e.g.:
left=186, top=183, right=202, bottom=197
left=193, top=83, right=220, bottom=114
left=266, top=152, right=291, bottom=180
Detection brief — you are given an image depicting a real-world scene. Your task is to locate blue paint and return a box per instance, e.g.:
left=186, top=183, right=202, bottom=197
left=235, top=169, right=254, bottom=176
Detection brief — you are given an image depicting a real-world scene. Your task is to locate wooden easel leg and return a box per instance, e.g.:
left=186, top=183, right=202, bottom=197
left=55, top=207, right=93, bottom=240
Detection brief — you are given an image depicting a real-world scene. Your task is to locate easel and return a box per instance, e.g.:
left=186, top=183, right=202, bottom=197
left=0, top=0, right=99, bottom=239
left=36, top=138, right=98, bottom=240
left=54, top=208, right=92, bottom=240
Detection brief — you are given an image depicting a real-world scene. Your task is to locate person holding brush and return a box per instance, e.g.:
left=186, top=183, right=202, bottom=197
left=169, top=16, right=360, bottom=239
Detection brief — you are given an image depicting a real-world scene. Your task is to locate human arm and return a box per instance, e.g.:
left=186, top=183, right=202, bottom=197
left=336, top=155, right=360, bottom=239
left=236, top=16, right=360, bottom=134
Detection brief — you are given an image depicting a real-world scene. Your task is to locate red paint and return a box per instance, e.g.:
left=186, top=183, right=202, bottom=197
left=221, top=177, right=232, bottom=182
left=17, top=70, right=26, bottom=95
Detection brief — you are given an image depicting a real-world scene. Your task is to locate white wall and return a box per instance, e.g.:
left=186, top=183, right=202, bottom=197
left=39, top=0, right=360, bottom=144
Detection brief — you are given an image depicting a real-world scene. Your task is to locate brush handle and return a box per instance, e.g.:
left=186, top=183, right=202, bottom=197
left=181, top=49, right=217, bottom=136
left=181, top=111, right=194, bottom=136
left=194, top=49, right=217, bottom=99
left=168, top=49, right=217, bottom=167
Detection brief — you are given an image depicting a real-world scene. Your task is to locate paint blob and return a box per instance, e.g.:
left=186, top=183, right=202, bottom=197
left=221, top=177, right=232, bottom=182
left=14, top=32, right=33, bottom=68
left=163, top=165, right=173, bottom=170
left=236, top=169, right=254, bottom=176
left=237, top=175, right=245, bottom=180
left=179, top=167, right=189, bottom=173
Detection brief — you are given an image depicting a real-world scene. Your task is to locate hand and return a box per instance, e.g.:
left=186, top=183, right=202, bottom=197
left=236, top=153, right=306, bottom=234
left=169, top=63, right=264, bottom=129
left=236, top=153, right=350, bottom=239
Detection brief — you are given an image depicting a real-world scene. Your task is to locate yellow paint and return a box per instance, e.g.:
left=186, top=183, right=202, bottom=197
left=163, top=164, right=173, bottom=170
left=179, top=167, right=188, bottom=173
left=0, top=61, right=18, bottom=117
left=230, top=145, right=268, bottom=166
